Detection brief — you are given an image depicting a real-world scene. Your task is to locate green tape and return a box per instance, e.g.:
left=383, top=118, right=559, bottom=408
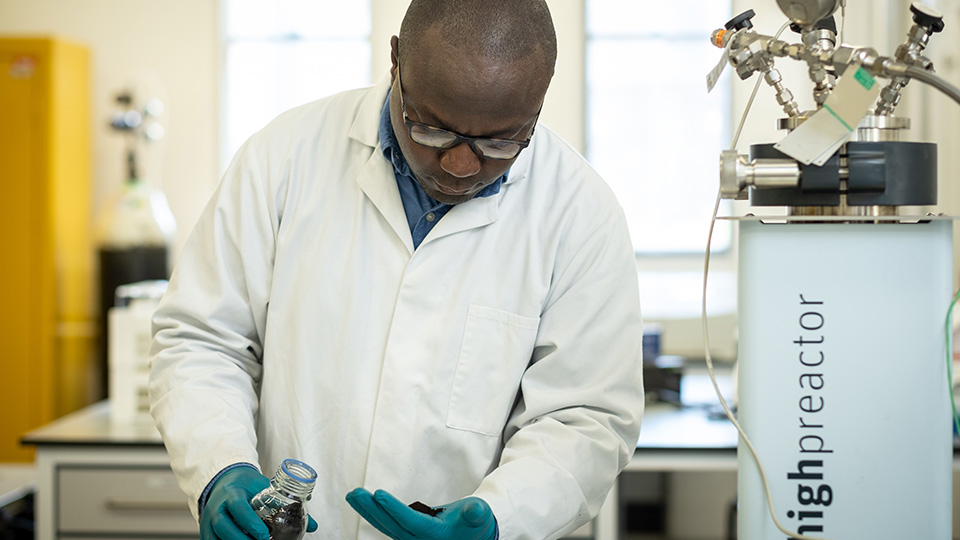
left=854, top=67, right=876, bottom=90
left=823, top=104, right=854, bottom=132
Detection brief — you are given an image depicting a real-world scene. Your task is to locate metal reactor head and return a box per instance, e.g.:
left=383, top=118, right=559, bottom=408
left=776, top=0, right=841, bottom=27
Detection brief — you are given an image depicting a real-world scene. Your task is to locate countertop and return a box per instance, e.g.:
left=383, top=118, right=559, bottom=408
left=21, top=401, right=162, bottom=447
left=0, top=464, right=35, bottom=507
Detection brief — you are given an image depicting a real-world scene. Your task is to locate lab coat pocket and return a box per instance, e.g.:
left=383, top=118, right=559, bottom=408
left=447, top=304, right=540, bottom=436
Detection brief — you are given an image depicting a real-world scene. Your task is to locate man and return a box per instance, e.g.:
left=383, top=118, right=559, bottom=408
left=149, top=1, right=644, bottom=539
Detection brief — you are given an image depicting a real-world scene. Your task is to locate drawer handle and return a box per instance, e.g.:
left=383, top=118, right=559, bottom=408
left=105, top=499, right=189, bottom=512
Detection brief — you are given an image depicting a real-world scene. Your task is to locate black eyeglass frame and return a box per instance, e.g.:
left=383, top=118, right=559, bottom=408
left=395, top=63, right=539, bottom=160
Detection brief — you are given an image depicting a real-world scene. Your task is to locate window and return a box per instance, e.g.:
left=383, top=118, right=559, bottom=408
left=586, top=0, right=732, bottom=255
left=586, top=1, right=737, bottom=355
left=221, top=0, right=371, bottom=171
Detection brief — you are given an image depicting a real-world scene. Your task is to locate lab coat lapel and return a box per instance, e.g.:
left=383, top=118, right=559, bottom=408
left=348, top=76, right=415, bottom=254
left=353, top=148, right=415, bottom=254
left=421, top=149, right=531, bottom=246
left=421, top=193, right=499, bottom=246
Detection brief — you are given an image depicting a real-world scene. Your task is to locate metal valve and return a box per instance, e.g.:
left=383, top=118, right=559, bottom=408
left=875, top=2, right=944, bottom=115
left=720, top=150, right=801, bottom=200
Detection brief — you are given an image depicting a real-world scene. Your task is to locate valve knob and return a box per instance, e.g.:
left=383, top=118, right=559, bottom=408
left=725, top=9, right=756, bottom=31
left=910, top=2, right=944, bottom=33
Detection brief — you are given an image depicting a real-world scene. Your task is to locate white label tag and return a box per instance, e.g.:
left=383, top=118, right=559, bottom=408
left=773, top=63, right=880, bottom=166
left=706, top=34, right=735, bottom=93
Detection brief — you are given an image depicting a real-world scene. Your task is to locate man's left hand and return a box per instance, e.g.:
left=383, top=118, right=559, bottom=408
left=346, top=488, right=496, bottom=540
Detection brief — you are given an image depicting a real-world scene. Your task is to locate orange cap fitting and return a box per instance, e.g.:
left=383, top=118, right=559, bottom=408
left=711, top=29, right=727, bottom=48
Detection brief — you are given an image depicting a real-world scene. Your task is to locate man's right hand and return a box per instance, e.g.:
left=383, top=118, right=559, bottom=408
left=200, top=467, right=272, bottom=540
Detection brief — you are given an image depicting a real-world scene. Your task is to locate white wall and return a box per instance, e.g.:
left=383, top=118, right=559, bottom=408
left=0, top=0, right=219, bottom=259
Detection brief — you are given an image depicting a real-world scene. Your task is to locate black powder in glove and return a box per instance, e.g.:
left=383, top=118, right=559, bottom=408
left=408, top=501, right=442, bottom=517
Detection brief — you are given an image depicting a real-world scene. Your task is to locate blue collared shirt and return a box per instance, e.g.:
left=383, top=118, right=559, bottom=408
left=378, top=89, right=504, bottom=249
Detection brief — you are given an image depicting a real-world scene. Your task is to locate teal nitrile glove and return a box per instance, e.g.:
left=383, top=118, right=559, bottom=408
left=345, top=488, right=496, bottom=540
left=201, top=467, right=319, bottom=540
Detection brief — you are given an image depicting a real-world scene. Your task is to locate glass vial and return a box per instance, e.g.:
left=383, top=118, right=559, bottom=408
left=250, top=459, right=317, bottom=540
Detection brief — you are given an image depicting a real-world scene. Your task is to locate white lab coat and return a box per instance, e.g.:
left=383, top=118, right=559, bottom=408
left=149, top=75, right=643, bottom=540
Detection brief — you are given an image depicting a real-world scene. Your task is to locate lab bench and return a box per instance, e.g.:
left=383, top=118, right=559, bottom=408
left=22, top=402, right=197, bottom=540
left=20, top=403, right=598, bottom=540
left=24, top=386, right=960, bottom=540
left=0, top=464, right=35, bottom=510
left=13, top=371, right=738, bottom=540
left=0, top=463, right=36, bottom=539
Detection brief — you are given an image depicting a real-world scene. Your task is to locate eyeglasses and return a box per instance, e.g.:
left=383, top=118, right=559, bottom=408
left=396, top=63, right=537, bottom=160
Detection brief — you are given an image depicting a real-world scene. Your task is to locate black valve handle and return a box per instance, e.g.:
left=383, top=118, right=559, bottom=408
left=910, top=2, right=945, bottom=33
left=725, top=9, right=756, bottom=31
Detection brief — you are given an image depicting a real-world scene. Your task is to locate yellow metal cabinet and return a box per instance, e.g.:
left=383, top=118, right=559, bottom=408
left=0, top=37, right=95, bottom=462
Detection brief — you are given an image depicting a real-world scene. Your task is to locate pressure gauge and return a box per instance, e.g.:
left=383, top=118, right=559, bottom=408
left=776, top=0, right=841, bottom=27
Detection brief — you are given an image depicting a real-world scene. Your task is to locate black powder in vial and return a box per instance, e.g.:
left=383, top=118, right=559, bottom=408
left=261, top=502, right=306, bottom=540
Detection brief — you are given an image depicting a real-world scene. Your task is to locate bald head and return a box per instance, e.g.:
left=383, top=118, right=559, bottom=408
left=398, top=0, right=557, bottom=79
left=387, top=0, right=554, bottom=202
